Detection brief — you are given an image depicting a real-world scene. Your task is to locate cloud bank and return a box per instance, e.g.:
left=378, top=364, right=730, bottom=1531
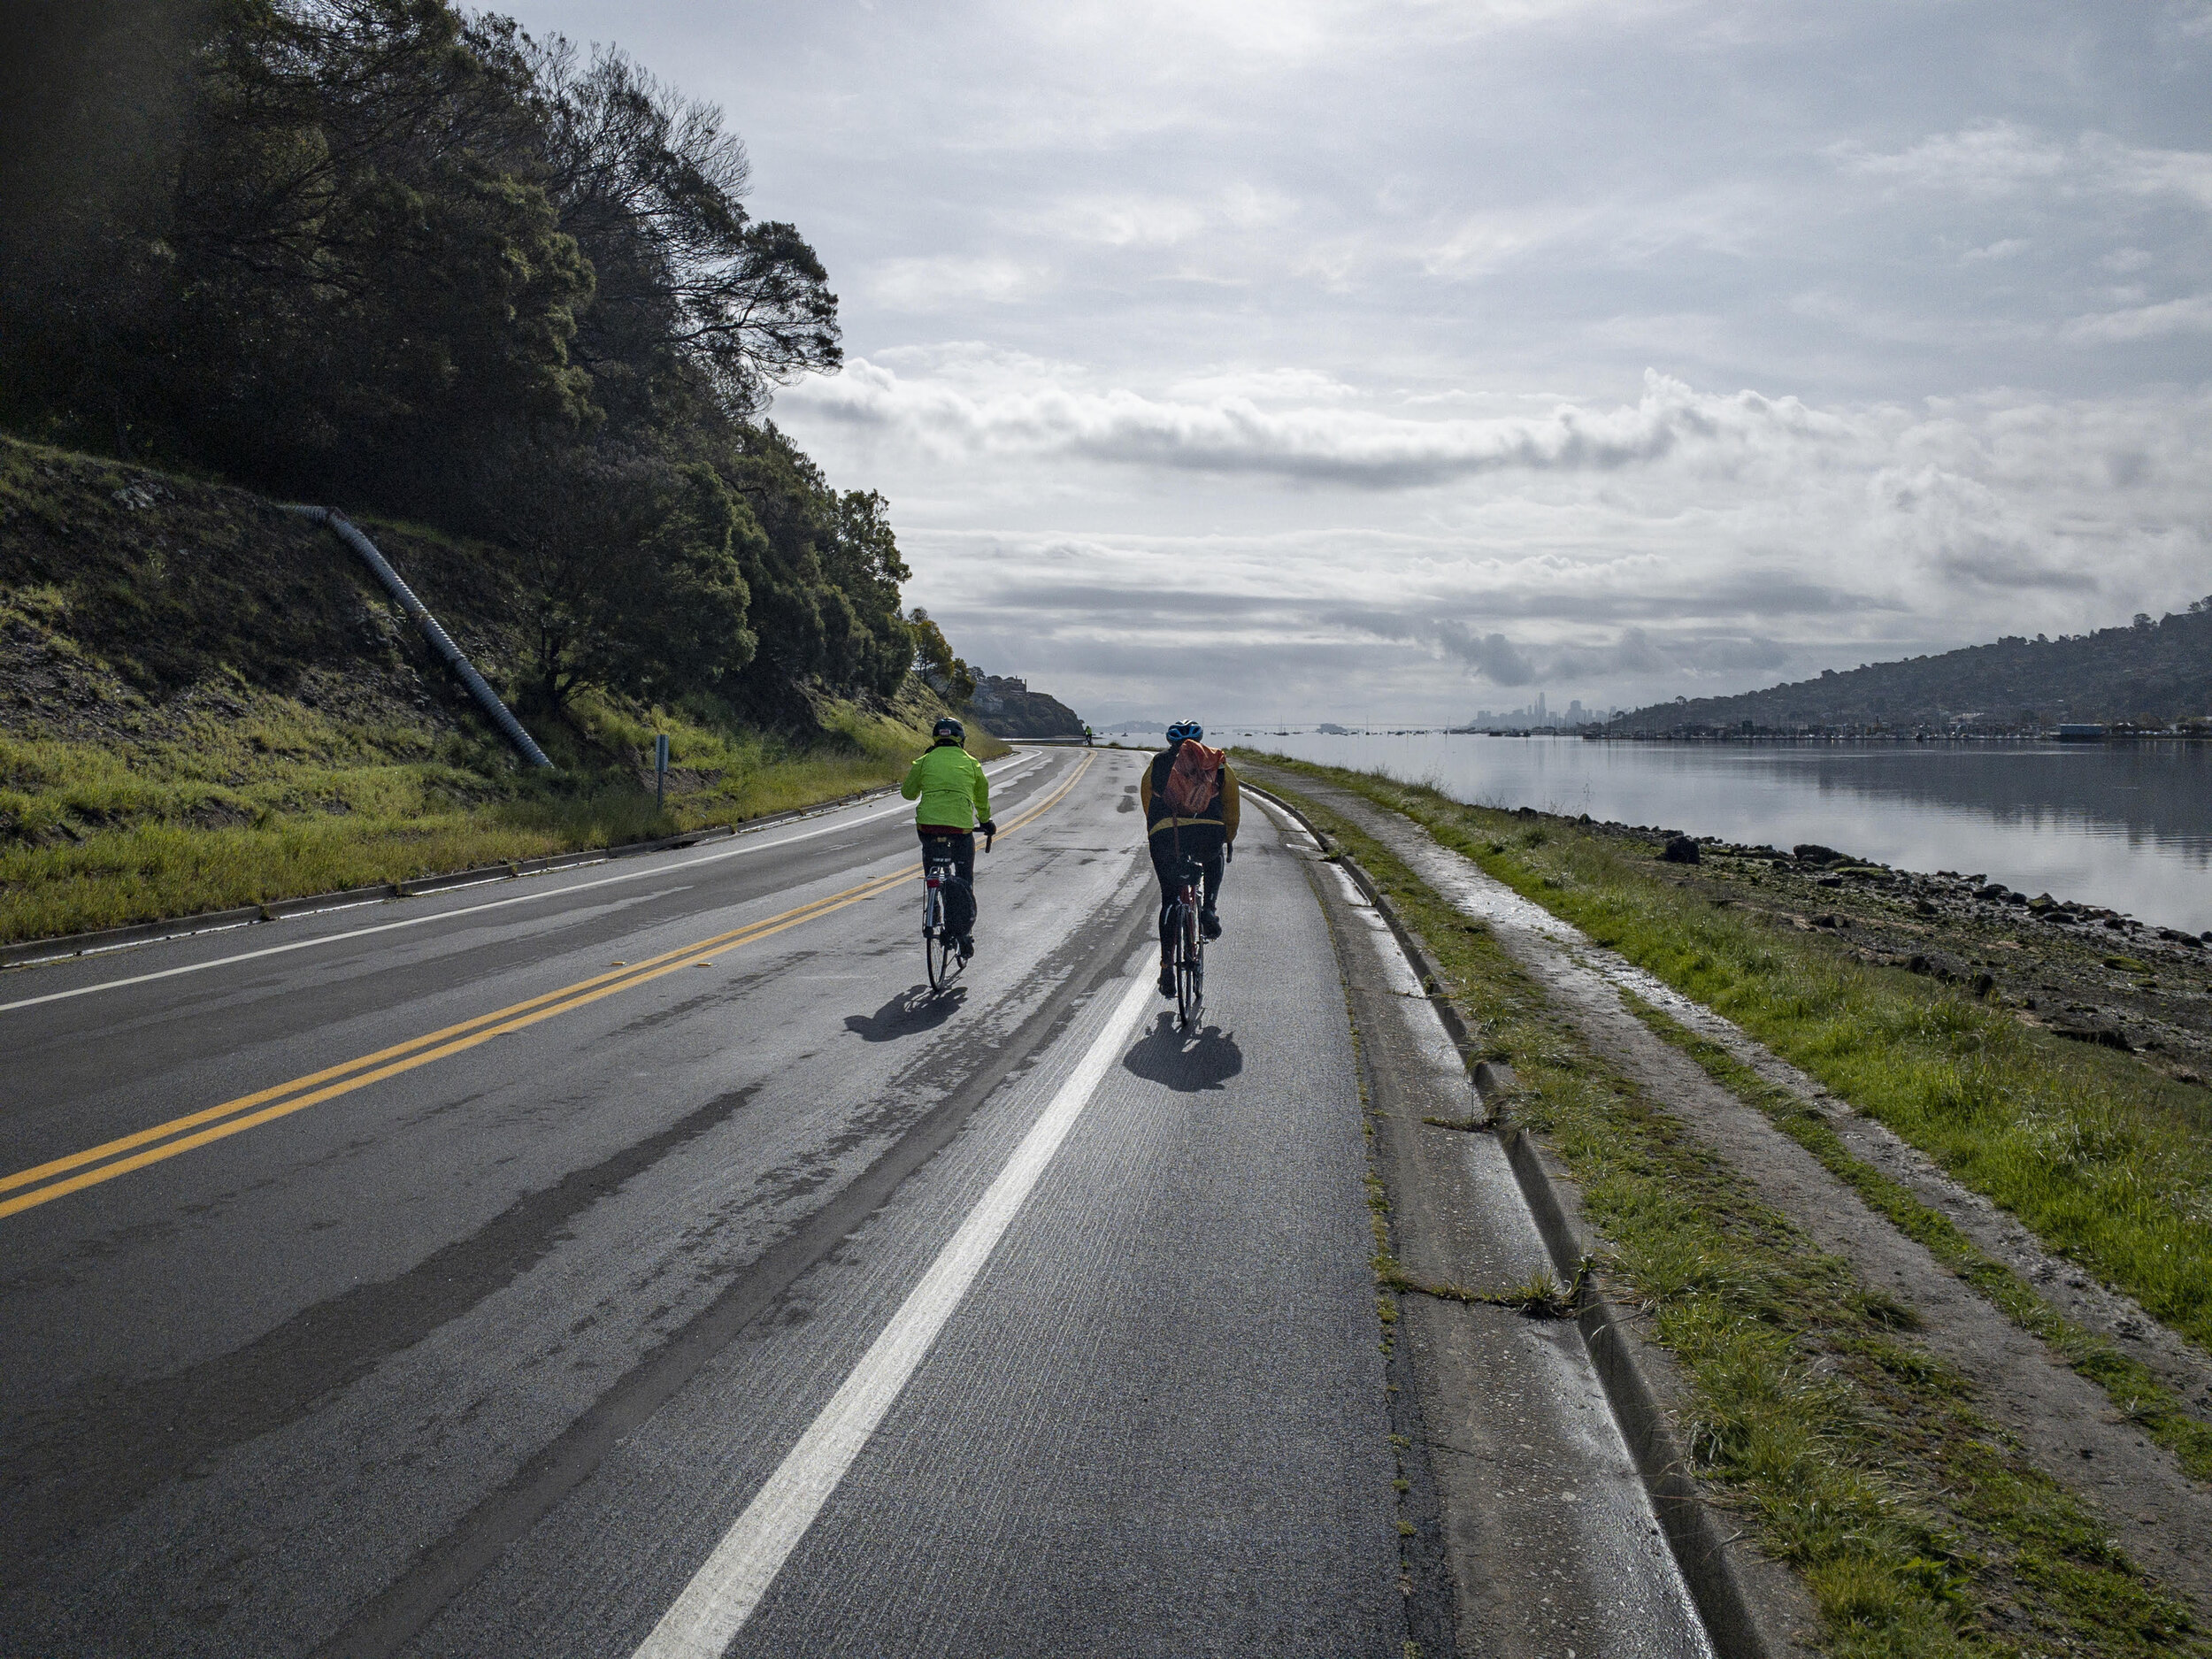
left=497, top=0, right=2212, bottom=725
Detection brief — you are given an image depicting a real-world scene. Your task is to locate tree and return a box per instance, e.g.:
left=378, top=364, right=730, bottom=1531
left=526, top=41, right=841, bottom=425
left=2, top=0, right=942, bottom=719
left=908, top=609, right=975, bottom=701
left=510, top=449, right=756, bottom=707
left=3, top=0, right=600, bottom=507
left=710, top=422, right=912, bottom=705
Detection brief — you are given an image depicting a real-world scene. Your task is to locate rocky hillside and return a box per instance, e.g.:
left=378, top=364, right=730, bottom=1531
left=964, top=673, right=1083, bottom=738
left=1617, top=603, right=2212, bottom=733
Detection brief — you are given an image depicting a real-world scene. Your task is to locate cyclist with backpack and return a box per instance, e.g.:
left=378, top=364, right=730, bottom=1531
left=902, top=717, right=995, bottom=959
left=1139, top=719, right=1239, bottom=997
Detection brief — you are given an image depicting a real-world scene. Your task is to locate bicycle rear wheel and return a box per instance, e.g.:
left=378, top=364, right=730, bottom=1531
left=1174, top=903, right=1203, bottom=1030
left=926, top=929, right=958, bottom=991
left=924, top=887, right=957, bottom=991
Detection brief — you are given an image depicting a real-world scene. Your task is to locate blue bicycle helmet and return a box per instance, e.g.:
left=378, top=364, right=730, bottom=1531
left=1165, top=719, right=1203, bottom=743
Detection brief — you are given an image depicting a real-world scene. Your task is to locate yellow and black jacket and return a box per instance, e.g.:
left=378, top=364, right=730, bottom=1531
left=1139, top=745, right=1240, bottom=842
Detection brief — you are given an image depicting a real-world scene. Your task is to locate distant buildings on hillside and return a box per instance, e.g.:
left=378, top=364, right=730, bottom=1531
left=1460, top=693, right=1615, bottom=732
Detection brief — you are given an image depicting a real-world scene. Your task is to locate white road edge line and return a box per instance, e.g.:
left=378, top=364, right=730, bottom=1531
left=632, top=964, right=1157, bottom=1659
left=0, top=753, right=1050, bottom=1017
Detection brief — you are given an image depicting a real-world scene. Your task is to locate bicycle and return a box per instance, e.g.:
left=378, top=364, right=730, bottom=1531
left=1165, top=852, right=1204, bottom=1031
left=921, top=843, right=963, bottom=991
left=920, top=825, right=993, bottom=993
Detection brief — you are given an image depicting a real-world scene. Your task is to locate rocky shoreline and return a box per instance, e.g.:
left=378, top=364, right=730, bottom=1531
left=1541, top=809, right=2212, bottom=1086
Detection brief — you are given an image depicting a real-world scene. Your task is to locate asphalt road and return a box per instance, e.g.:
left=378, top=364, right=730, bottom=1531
left=0, top=747, right=1405, bottom=1657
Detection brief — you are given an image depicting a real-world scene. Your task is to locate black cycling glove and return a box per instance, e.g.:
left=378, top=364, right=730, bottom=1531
left=978, top=819, right=997, bottom=839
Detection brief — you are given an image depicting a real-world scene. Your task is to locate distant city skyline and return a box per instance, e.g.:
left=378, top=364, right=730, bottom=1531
left=496, top=0, right=2212, bottom=726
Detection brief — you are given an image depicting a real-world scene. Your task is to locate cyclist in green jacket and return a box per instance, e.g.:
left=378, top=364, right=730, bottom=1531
left=902, top=717, right=995, bottom=958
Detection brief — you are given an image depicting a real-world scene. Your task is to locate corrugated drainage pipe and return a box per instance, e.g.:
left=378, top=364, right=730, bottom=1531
left=283, top=504, right=554, bottom=769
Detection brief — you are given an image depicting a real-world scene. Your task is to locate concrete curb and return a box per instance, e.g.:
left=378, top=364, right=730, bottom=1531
left=1244, top=780, right=1789, bottom=1659
left=0, top=784, right=910, bottom=972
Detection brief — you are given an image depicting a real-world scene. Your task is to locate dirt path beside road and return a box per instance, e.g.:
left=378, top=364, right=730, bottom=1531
left=1245, top=761, right=2212, bottom=1626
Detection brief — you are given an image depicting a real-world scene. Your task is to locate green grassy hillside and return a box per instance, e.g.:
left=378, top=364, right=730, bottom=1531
left=1616, top=604, right=2212, bottom=733
left=0, top=436, right=994, bottom=945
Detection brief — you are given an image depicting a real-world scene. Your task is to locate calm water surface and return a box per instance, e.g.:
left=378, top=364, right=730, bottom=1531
left=1234, top=734, right=2212, bottom=934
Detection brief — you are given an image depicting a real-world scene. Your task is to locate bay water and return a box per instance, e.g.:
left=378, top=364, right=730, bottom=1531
left=1233, top=733, right=2212, bottom=935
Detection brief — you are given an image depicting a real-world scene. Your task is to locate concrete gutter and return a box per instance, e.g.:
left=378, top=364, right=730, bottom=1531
left=1246, top=780, right=1811, bottom=1659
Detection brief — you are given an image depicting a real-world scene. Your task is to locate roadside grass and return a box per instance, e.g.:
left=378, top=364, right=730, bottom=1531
left=1241, top=754, right=2212, bottom=1363
left=0, top=680, right=994, bottom=945
left=1620, top=992, right=2212, bottom=1482
left=1277, top=782, right=2205, bottom=1658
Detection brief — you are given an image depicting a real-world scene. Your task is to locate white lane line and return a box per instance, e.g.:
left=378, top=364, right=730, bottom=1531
left=632, top=964, right=1157, bottom=1659
left=0, top=754, right=1050, bottom=1017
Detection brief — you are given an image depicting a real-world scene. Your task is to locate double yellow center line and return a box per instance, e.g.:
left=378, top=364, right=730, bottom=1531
left=2, top=752, right=1094, bottom=1221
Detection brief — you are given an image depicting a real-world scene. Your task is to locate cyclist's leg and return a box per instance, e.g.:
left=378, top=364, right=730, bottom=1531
left=1148, top=836, right=1179, bottom=995
left=949, top=829, right=977, bottom=954
left=1194, top=826, right=1226, bottom=938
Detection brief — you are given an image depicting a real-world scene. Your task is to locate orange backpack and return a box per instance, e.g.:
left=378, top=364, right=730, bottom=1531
left=1163, top=739, right=1225, bottom=817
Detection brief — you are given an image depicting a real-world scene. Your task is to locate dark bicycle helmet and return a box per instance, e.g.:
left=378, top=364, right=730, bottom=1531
left=1164, top=718, right=1203, bottom=743
left=933, top=716, right=965, bottom=744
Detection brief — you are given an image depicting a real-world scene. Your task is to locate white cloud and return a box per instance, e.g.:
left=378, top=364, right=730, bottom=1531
left=1010, top=184, right=1299, bottom=252
left=2099, top=137, right=2212, bottom=211
left=1421, top=208, right=1591, bottom=277
left=2063, top=293, right=2212, bottom=342
left=1022, top=194, right=1213, bottom=249
left=780, top=342, right=2212, bottom=718
left=1962, top=237, right=2029, bottom=262
left=1831, top=121, right=2070, bottom=196
left=871, top=256, right=1042, bottom=311
left=1833, top=122, right=2212, bottom=213
left=794, top=363, right=1854, bottom=485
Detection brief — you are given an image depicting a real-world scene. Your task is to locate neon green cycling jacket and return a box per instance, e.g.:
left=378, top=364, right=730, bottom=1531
left=901, top=741, right=991, bottom=830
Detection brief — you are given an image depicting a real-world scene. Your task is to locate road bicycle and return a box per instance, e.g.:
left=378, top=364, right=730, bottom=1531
left=921, top=842, right=964, bottom=991
left=920, top=826, right=992, bottom=992
left=1165, top=851, right=1204, bottom=1031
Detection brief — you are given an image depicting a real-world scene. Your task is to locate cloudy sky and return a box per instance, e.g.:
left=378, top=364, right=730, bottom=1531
left=500, top=0, right=2212, bottom=726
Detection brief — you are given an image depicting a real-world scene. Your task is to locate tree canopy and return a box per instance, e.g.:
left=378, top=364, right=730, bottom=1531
left=0, top=0, right=917, bottom=717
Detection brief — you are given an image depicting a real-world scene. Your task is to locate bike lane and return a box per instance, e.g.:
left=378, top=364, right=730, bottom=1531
left=391, top=767, right=1405, bottom=1658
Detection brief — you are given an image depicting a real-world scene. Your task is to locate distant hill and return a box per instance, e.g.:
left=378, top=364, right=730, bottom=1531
left=1616, top=603, right=2212, bottom=733
left=964, top=673, right=1084, bottom=739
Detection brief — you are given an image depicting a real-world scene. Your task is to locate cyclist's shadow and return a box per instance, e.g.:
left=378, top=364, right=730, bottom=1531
left=846, top=983, right=968, bottom=1041
left=1122, top=1013, right=1243, bottom=1093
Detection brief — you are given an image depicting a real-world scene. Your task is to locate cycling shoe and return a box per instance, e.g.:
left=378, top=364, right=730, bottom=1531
left=1156, top=967, right=1175, bottom=997
left=1199, top=909, right=1222, bottom=941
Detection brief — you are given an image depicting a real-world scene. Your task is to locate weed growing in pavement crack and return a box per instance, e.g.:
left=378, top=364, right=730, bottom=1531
left=1372, top=1252, right=1591, bottom=1318
left=1263, top=779, right=2206, bottom=1659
